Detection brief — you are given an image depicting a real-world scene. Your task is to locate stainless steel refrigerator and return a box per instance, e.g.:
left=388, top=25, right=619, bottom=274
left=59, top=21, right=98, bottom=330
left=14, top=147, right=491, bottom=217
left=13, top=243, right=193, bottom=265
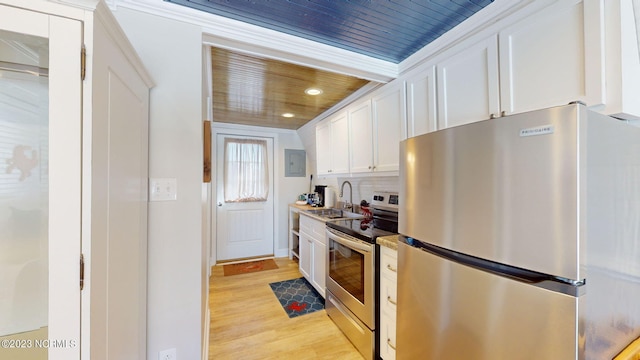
left=397, top=104, right=640, bottom=359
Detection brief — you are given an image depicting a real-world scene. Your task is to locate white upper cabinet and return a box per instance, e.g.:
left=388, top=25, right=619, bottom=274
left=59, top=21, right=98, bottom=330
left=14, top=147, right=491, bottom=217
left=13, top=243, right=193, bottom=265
left=372, top=81, right=404, bottom=172
left=316, top=110, right=349, bottom=175
left=315, top=121, right=331, bottom=175
left=602, top=0, right=640, bottom=120
left=435, top=0, right=605, bottom=130
left=330, top=111, right=350, bottom=174
left=317, top=80, right=404, bottom=176
left=405, top=61, right=437, bottom=138
left=437, top=34, right=500, bottom=129
left=350, top=81, right=404, bottom=174
left=349, top=98, right=374, bottom=173
left=499, top=0, right=604, bottom=115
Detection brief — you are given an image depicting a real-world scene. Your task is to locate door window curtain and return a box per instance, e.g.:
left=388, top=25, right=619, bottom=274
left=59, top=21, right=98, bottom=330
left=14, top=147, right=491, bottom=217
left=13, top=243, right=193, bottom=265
left=223, top=137, right=269, bottom=202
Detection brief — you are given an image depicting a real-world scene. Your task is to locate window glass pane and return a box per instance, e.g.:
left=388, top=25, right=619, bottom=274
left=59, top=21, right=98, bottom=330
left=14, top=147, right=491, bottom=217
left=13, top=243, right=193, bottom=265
left=0, top=29, right=49, bottom=358
left=224, top=138, right=269, bottom=202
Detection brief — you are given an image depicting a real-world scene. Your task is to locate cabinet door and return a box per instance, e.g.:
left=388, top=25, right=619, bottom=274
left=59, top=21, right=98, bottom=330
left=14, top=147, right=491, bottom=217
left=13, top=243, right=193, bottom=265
left=349, top=99, right=374, bottom=173
left=330, top=111, right=350, bottom=174
left=311, top=239, right=326, bottom=298
left=437, top=34, right=500, bottom=129
left=499, top=0, right=604, bottom=115
left=372, top=82, right=404, bottom=172
left=380, top=311, right=397, bottom=360
left=406, top=63, right=437, bottom=137
left=299, top=232, right=312, bottom=280
left=0, top=6, right=82, bottom=359
left=315, top=121, right=331, bottom=175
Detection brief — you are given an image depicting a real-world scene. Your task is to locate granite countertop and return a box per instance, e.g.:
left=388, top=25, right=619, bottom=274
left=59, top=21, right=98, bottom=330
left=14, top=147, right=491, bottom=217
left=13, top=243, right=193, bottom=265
left=377, top=235, right=399, bottom=251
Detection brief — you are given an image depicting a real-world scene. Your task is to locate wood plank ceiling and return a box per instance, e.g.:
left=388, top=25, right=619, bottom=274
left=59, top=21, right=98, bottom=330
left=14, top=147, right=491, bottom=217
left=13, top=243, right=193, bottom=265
left=211, top=47, right=369, bottom=130
left=169, top=0, right=494, bottom=63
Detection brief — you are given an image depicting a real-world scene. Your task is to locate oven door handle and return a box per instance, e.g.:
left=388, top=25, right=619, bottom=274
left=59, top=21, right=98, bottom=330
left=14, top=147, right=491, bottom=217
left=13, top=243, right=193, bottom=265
left=325, top=229, right=372, bottom=253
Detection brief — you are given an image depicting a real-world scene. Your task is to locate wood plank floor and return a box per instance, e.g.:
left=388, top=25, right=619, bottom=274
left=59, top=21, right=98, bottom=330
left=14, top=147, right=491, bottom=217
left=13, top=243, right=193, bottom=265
left=208, top=257, right=363, bottom=359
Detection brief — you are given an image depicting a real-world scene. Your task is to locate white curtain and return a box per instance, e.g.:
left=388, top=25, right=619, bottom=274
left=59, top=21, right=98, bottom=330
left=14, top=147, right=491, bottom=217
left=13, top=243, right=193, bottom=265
left=224, top=137, right=269, bottom=202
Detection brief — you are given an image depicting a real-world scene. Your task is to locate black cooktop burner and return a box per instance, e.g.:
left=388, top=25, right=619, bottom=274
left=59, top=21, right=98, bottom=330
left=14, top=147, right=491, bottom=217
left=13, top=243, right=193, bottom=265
left=326, top=218, right=396, bottom=244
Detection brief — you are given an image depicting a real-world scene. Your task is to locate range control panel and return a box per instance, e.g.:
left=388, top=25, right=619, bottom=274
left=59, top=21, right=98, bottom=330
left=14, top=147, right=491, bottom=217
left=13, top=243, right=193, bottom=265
left=371, top=191, right=399, bottom=210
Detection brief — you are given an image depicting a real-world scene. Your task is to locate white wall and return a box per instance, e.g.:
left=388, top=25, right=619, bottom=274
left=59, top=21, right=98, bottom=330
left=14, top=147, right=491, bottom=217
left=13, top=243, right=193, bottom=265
left=276, top=131, right=309, bottom=254
left=112, top=8, right=204, bottom=360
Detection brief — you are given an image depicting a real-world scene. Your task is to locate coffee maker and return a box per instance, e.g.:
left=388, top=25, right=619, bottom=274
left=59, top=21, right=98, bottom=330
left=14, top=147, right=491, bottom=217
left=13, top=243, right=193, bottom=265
left=313, top=185, right=327, bottom=207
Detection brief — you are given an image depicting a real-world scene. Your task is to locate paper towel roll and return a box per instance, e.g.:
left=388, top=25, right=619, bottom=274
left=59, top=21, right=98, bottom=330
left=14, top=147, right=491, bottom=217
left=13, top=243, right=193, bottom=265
left=323, top=188, right=334, bottom=208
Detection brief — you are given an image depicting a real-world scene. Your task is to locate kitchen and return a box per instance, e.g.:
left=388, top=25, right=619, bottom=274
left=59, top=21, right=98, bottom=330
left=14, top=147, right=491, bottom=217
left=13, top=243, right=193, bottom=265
left=2, top=0, right=640, bottom=359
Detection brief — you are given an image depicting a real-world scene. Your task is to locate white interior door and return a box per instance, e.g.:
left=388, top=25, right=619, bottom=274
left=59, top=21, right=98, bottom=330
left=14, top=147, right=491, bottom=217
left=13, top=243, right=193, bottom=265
left=216, top=134, right=274, bottom=261
left=85, top=15, right=150, bottom=360
left=0, top=5, right=81, bottom=360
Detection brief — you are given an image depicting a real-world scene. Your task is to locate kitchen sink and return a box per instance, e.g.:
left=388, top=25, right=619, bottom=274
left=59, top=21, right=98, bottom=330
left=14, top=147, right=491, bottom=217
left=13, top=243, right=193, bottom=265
left=305, top=208, right=363, bottom=219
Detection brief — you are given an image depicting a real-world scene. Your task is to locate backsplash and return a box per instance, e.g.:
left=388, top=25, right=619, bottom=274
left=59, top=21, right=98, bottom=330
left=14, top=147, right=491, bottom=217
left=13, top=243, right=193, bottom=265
left=312, top=176, right=399, bottom=207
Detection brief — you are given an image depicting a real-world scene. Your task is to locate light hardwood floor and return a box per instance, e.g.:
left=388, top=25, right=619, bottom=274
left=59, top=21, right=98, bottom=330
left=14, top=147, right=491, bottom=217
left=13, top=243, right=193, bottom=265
left=208, top=257, right=363, bottom=359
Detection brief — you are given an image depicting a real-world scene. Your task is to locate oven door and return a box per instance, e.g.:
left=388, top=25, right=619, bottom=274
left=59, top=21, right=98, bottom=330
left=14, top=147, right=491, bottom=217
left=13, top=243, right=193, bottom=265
left=326, top=227, right=375, bottom=328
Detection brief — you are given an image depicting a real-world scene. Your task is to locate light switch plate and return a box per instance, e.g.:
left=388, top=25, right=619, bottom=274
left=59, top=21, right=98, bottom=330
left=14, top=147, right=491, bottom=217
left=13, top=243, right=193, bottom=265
left=149, top=178, right=177, bottom=201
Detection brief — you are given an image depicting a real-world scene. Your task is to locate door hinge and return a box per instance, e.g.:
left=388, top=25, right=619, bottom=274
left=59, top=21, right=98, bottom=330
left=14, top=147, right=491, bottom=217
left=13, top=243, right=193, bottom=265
left=80, top=253, right=85, bottom=290
left=80, top=45, right=86, bottom=81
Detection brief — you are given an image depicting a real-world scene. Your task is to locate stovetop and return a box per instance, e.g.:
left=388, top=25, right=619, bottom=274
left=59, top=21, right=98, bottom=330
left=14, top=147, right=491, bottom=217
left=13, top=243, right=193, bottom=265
left=326, top=218, right=396, bottom=244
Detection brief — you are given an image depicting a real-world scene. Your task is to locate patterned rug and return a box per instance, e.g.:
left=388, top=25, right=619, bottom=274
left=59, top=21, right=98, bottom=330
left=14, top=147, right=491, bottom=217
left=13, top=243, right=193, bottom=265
left=269, top=277, right=324, bottom=318
left=223, top=259, right=279, bottom=276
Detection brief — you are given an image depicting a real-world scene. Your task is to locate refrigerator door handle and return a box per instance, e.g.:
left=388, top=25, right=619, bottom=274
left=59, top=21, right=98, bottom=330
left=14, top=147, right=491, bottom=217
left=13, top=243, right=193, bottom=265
left=402, top=237, right=586, bottom=297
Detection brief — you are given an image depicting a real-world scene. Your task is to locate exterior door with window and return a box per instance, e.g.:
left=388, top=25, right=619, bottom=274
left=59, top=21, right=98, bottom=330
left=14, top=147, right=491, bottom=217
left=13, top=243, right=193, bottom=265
left=0, top=4, right=81, bottom=359
left=216, top=134, right=274, bottom=261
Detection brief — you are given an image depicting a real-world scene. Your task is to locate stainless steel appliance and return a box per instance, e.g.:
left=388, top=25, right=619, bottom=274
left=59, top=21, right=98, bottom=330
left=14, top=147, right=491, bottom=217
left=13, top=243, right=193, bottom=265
left=397, top=104, right=640, bottom=359
left=325, top=191, right=399, bottom=360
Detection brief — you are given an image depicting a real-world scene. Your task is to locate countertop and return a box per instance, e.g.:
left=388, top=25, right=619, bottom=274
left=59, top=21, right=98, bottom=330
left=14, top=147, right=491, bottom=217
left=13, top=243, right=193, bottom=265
left=289, top=203, right=319, bottom=211
left=377, top=234, right=399, bottom=251
left=289, top=203, right=340, bottom=222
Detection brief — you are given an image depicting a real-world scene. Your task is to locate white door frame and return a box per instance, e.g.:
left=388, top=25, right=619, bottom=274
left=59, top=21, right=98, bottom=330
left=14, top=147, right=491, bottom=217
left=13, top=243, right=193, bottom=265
left=210, top=124, right=280, bottom=266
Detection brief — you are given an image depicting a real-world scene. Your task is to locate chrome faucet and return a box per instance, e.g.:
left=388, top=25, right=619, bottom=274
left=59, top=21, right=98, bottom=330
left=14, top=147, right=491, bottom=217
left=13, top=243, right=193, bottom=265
left=339, top=181, right=353, bottom=211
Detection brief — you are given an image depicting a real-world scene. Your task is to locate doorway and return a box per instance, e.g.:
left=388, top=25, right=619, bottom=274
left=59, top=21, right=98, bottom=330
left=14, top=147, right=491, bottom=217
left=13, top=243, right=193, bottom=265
left=215, top=133, right=274, bottom=261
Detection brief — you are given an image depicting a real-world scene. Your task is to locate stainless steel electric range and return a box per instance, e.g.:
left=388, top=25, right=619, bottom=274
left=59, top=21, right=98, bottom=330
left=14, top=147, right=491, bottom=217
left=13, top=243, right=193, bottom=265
left=325, top=191, right=399, bottom=360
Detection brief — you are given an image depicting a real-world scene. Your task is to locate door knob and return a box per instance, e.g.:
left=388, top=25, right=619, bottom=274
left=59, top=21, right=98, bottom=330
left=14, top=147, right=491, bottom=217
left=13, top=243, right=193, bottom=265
left=218, top=202, right=222, bottom=207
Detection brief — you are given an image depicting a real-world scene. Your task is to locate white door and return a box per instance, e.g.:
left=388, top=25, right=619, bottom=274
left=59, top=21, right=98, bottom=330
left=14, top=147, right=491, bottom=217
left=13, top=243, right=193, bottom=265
left=0, top=5, right=81, bottom=360
left=86, top=16, right=150, bottom=360
left=216, top=134, right=274, bottom=261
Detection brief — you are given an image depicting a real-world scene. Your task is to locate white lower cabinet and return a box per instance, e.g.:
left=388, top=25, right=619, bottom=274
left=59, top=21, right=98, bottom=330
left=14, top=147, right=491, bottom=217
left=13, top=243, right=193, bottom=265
left=379, top=246, right=398, bottom=359
left=299, top=214, right=327, bottom=297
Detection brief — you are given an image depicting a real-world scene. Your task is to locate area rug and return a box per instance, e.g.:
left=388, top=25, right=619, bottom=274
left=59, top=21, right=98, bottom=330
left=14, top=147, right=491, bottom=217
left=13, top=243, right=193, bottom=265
left=223, top=259, right=279, bottom=276
left=269, top=277, right=324, bottom=318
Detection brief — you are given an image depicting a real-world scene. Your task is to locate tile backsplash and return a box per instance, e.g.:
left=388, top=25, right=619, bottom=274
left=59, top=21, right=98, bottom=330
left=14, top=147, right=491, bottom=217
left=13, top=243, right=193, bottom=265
left=313, top=175, right=399, bottom=207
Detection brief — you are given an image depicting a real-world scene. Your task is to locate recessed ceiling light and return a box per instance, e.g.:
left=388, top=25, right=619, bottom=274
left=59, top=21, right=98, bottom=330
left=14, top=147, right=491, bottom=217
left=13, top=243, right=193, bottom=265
left=282, top=113, right=295, bottom=118
left=305, top=88, right=323, bottom=96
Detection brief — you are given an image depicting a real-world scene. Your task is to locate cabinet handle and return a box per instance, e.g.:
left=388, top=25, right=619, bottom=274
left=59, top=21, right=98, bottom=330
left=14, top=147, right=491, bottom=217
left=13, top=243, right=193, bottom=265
left=387, top=296, right=397, bottom=306
left=372, top=166, right=376, bottom=170
left=501, top=110, right=506, bottom=117
left=386, top=264, right=397, bottom=273
left=368, top=166, right=372, bottom=169
left=387, top=338, right=396, bottom=351
left=490, top=113, right=496, bottom=119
